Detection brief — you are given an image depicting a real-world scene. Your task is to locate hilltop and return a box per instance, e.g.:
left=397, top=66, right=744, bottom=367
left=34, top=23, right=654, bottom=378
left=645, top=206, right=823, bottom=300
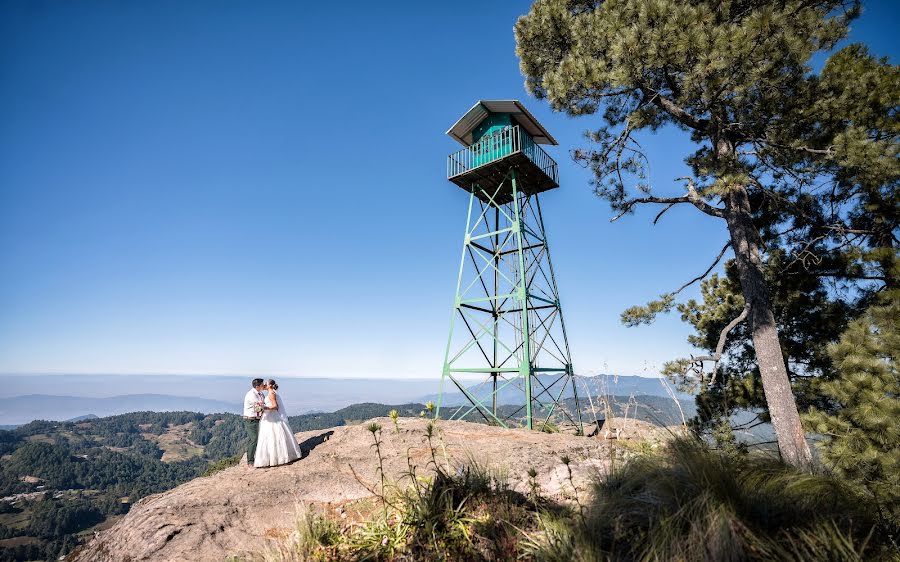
left=0, top=399, right=681, bottom=561
left=69, top=417, right=661, bottom=562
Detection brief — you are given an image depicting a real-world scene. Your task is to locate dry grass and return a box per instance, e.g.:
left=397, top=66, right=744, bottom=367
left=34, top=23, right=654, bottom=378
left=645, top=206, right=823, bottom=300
left=522, top=437, right=892, bottom=562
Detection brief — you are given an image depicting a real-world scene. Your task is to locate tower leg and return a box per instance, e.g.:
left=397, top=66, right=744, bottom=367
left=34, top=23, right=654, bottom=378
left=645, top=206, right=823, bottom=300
left=510, top=171, right=533, bottom=430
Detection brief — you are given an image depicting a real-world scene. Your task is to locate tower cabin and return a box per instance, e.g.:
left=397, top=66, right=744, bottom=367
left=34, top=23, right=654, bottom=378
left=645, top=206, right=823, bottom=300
left=446, top=100, right=559, bottom=204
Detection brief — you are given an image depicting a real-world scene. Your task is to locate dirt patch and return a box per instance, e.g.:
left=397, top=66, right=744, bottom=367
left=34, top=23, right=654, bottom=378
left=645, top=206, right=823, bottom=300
left=0, top=509, right=32, bottom=531
left=143, top=422, right=204, bottom=462
left=0, top=536, right=40, bottom=547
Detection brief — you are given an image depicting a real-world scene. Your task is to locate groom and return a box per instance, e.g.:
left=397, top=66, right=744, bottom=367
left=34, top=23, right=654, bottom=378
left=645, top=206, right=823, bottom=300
left=242, top=378, right=266, bottom=468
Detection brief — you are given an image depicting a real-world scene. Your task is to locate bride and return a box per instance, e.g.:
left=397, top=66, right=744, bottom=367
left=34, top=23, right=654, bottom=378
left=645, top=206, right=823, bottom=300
left=253, top=379, right=302, bottom=468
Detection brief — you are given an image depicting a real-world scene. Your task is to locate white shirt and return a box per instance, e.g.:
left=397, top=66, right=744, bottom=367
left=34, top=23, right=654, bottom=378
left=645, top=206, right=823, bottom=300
left=243, top=388, right=264, bottom=417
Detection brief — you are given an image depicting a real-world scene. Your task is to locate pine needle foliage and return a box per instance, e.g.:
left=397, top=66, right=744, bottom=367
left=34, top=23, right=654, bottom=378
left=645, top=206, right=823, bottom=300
left=806, top=293, right=900, bottom=527
left=515, top=0, right=898, bottom=466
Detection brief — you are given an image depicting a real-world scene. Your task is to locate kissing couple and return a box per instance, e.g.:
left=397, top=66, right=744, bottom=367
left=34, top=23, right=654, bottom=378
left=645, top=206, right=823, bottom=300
left=242, top=378, right=302, bottom=469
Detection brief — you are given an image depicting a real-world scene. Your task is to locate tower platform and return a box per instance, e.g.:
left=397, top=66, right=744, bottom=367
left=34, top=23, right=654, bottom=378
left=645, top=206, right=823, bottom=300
left=446, top=124, right=559, bottom=204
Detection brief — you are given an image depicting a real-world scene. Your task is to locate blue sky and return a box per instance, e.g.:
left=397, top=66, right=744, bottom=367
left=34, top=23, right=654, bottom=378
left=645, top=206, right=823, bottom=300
left=1, top=1, right=897, bottom=378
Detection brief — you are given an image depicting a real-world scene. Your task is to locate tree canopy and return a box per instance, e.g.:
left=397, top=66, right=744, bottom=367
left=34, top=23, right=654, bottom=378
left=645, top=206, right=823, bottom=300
left=516, top=0, right=898, bottom=466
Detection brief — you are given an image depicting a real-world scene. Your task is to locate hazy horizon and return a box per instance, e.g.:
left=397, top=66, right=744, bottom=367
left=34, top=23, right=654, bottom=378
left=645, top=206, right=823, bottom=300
left=0, top=373, right=683, bottom=425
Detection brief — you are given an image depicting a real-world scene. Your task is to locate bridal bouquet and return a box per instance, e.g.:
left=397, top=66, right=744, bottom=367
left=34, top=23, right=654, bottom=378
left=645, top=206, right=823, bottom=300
left=253, top=402, right=265, bottom=418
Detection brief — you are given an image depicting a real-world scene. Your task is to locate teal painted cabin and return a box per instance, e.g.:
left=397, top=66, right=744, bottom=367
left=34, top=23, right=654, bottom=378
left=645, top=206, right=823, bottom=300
left=446, top=100, right=559, bottom=203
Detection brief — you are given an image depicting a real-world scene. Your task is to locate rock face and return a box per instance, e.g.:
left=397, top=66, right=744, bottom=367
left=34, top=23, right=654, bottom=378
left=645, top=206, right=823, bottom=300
left=70, top=418, right=615, bottom=562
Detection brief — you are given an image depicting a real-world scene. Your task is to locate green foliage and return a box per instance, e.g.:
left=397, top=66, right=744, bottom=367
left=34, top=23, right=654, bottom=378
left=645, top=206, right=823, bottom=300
left=284, top=403, right=425, bottom=436
left=0, top=411, right=233, bottom=560
left=355, top=461, right=532, bottom=561
left=389, top=409, right=400, bottom=434
left=0, top=431, right=21, bottom=456
left=515, top=0, right=859, bottom=197
left=620, top=294, right=675, bottom=327
left=515, top=0, right=898, bottom=464
left=287, top=506, right=342, bottom=560
left=670, top=254, right=857, bottom=431
left=805, top=294, right=900, bottom=526
left=523, top=437, right=887, bottom=561
left=202, top=455, right=241, bottom=477
left=26, top=498, right=104, bottom=539
left=539, top=420, right=559, bottom=434
left=0, top=405, right=434, bottom=561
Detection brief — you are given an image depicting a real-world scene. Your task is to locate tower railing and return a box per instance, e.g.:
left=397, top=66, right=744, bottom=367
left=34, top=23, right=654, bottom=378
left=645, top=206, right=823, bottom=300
left=447, top=125, right=559, bottom=184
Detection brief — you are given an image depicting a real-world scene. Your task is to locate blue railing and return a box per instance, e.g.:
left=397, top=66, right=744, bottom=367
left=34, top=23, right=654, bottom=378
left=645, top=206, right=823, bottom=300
left=447, top=125, right=558, bottom=184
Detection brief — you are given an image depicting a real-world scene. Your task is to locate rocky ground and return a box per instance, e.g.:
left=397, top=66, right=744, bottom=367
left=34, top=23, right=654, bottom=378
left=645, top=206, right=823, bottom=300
left=68, top=417, right=647, bottom=562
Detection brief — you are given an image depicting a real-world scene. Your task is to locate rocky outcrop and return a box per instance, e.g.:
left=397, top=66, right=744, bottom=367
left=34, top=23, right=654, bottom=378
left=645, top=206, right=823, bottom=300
left=70, top=418, right=616, bottom=562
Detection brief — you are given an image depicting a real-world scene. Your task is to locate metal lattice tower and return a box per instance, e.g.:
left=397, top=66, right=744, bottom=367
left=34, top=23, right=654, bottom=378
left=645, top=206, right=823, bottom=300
left=436, top=101, right=583, bottom=432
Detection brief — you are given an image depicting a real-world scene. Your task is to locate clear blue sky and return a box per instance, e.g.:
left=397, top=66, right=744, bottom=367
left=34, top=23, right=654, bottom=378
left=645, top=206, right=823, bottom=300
left=1, top=1, right=897, bottom=378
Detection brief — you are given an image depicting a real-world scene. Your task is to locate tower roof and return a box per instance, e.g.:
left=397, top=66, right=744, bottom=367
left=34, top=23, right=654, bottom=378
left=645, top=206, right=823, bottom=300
left=447, top=100, right=558, bottom=147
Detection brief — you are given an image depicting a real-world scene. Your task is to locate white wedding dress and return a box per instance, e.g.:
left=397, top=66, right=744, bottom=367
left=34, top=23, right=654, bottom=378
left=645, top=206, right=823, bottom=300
left=254, top=391, right=302, bottom=467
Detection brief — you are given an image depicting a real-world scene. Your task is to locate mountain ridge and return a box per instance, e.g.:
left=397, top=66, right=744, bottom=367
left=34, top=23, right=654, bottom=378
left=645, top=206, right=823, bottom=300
left=427, top=374, right=690, bottom=408
left=0, top=394, right=239, bottom=424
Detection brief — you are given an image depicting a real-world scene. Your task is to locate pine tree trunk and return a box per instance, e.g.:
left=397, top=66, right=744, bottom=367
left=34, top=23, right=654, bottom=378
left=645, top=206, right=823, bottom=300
left=723, top=186, right=814, bottom=467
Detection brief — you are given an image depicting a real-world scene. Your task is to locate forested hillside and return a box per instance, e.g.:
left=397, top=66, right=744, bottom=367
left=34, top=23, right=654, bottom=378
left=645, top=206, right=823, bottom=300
left=0, top=404, right=414, bottom=561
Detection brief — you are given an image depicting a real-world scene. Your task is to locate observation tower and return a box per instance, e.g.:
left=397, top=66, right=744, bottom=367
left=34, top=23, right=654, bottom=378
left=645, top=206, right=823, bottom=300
left=437, top=100, right=583, bottom=432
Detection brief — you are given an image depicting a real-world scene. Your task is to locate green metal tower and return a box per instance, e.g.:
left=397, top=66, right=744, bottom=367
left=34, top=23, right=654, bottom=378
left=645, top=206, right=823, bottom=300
left=437, top=100, right=583, bottom=433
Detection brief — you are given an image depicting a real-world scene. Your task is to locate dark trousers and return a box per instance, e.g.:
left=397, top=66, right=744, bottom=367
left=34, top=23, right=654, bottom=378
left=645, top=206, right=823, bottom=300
left=243, top=418, right=260, bottom=463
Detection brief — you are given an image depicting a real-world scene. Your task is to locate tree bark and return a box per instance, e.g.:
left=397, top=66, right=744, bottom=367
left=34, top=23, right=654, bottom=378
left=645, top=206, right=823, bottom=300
left=723, top=185, right=814, bottom=467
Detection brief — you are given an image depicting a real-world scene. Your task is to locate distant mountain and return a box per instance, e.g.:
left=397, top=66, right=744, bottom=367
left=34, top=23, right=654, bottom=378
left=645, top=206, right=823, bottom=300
left=0, top=394, right=239, bottom=425
left=0, top=374, right=440, bottom=416
left=424, top=374, right=691, bottom=408
left=67, top=413, right=100, bottom=422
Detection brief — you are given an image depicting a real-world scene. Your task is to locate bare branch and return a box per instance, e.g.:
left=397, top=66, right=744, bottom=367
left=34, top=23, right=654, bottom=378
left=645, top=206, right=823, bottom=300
left=640, top=87, right=709, bottom=131
left=815, top=272, right=888, bottom=281
left=653, top=203, right=677, bottom=225
left=671, top=241, right=732, bottom=296
left=611, top=195, right=695, bottom=222
left=681, top=177, right=726, bottom=218
left=692, top=305, right=751, bottom=384
left=750, top=138, right=836, bottom=156
left=611, top=177, right=725, bottom=222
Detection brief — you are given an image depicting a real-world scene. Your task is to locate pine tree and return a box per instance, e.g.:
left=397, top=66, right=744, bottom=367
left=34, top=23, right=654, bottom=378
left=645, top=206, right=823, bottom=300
left=806, top=294, right=900, bottom=525
left=515, top=0, right=898, bottom=466
left=670, top=250, right=859, bottom=434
